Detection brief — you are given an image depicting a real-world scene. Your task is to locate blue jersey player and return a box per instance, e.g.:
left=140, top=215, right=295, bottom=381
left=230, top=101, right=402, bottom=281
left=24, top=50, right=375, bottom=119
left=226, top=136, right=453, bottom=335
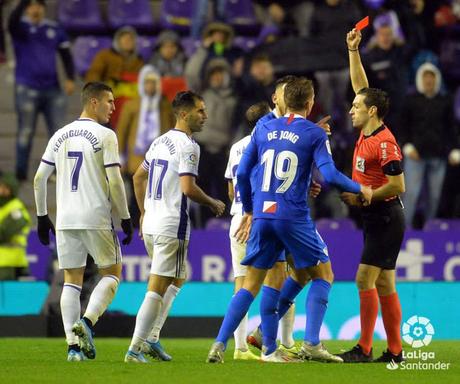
left=207, top=77, right=373, bottom=363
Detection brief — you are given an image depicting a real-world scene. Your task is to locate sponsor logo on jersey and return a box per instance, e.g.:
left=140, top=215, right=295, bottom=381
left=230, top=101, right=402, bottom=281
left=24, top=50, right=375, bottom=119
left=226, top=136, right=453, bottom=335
left=263, top=201, right=277, bottom=213
left=355, top=156, right=365, bottom=172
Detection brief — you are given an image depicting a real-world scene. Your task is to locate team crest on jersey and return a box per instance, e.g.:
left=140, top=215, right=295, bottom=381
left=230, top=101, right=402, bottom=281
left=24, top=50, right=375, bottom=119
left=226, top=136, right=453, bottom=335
left=187, top=153, right=197, bottom=166
left=263, top=201, right=277, bottom=214
left=355, top=156, right=365, bottom=172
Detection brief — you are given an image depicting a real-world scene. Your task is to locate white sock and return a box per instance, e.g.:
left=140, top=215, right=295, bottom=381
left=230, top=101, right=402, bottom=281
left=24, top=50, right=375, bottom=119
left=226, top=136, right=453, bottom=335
left=83, top=275, right=119, bottom=326
left=234, top=313, right=249, bottom=351
left=280, top=303, right=296, bottom=348
left=60, top=283, right=81, bottom=346
left=148, top=284, right=180, bottom=343
left=129, top=291, right=163, bottom=353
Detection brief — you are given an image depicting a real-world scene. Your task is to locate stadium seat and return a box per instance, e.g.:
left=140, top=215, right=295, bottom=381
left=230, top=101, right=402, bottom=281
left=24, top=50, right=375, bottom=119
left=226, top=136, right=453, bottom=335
left=137, top=36, right=157, bottom=62
left=58, top=0, right=106, bottom=34
left=424, top=219, right=460, bottom=231
left=233, top=36, right=258, bottom=52
left=181, top=37, right=201, bottom=57
left=316, top=218, right=357, bottom=231
left=224, top=0, right=260, bottom=36
left=107, top=0, right=155, bottom=32
left=205, top=218, right=231, bottom=231
left=160, top=0, right=197, bottom=34
left=72, top=36, right=112, bottom=77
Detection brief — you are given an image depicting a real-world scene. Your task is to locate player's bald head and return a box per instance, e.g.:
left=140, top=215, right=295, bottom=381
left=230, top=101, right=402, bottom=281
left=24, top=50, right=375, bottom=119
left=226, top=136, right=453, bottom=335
left=284, top=77, right=314, bottom=111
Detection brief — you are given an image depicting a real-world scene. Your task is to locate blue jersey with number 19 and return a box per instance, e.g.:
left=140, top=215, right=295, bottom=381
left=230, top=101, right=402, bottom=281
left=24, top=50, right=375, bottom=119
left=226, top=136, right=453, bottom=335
left=238, top=114, right=360, bottom=221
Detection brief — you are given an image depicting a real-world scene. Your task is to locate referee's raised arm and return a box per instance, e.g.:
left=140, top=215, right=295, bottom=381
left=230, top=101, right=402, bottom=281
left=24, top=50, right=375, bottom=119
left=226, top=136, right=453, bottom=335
left=347, top=29, right=369, bottom=94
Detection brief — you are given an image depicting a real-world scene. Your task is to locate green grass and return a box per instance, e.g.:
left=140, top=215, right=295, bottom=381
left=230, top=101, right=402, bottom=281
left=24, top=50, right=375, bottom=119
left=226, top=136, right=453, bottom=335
left=0, top=339, right=458, bottom=384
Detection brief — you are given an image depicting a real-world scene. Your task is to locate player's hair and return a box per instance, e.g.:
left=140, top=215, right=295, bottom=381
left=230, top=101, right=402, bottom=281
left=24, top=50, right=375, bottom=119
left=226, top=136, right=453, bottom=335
left=81, top=82, right=113, bottom=106
left=283, top=77, right=314, bottom=111
left=245, top=102, right=271, bottom=127
left=172, top=91, right=204, bottom=117
left=357, top=87, right=390, bottom=119
left=275, top=75, right=297, bottom=89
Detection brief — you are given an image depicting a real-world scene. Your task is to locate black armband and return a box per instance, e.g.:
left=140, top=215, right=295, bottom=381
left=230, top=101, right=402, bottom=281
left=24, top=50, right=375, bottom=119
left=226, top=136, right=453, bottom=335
left=382, top=160, right=403, bottom=176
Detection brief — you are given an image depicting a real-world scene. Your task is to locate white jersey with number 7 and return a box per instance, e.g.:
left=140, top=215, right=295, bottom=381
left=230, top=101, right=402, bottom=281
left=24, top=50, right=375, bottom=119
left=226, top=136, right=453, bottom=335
left=141, top=129, right=200, bottom=240
left=41, top=118, right=121, bottom=230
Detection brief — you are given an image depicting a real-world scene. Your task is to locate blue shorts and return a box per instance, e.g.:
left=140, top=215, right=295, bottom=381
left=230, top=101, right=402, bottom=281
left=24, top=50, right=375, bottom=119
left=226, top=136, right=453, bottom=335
left=241, top=218, right=329, bottom=270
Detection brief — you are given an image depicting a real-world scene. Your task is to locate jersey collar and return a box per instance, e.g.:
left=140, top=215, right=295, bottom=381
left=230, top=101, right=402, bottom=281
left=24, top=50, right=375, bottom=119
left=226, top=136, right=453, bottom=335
left=363, top=124, right=386, bottom=138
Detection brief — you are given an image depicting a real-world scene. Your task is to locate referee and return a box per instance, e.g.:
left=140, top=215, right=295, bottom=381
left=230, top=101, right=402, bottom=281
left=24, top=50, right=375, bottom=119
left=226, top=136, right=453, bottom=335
left=337, top=29, right=405, bottom=363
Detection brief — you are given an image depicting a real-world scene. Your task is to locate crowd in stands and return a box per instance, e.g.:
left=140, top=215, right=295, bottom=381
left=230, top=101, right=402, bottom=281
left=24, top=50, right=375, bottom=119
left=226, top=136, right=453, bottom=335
left=1, top=0, right=460, bottom=230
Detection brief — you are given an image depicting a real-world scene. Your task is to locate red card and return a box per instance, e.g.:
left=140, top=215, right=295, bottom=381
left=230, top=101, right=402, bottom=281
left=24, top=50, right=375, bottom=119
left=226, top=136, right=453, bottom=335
left=355, top=16, right=369, bottom=31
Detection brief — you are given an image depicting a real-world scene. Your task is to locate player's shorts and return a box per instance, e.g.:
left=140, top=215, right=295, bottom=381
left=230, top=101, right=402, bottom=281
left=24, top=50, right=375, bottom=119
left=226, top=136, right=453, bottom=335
left=144, top=234, right=189, bottom=279
left=242, top=218, right=329, bottom=270
left=360, top=199, right=405, bottom=270
left=230, top=214, right=287, bottom=277
left=56, top=229, right=121, bottom=269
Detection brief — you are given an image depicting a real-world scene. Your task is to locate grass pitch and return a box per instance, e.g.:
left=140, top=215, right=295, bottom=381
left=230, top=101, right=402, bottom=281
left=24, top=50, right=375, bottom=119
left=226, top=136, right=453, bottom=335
left=0, top=338, right=458, bottom=384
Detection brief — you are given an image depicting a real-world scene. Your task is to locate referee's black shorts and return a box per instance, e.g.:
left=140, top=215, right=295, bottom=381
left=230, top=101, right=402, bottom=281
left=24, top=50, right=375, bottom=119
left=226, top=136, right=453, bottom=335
left=360, top=198, right=405, bottom=270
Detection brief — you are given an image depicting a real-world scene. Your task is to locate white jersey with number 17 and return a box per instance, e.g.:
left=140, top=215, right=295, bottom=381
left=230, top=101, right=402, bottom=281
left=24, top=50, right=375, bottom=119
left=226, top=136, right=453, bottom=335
left=41, top=118, right=121, bottom=230
left=142, top=129, right=200, bottom=240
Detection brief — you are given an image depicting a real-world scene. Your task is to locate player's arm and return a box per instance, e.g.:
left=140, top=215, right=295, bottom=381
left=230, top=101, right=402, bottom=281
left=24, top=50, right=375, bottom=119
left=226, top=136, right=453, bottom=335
left=228, top=181, right=234, bottom=202
left=106, top=165, right=130, bottom=219
left=180, top=175, right=225, bottom=216
left=347, top=29, right=369, bottom=94
left=371, top=172, right=405, bottom=202
left=34, top=160, right=56, bottom=245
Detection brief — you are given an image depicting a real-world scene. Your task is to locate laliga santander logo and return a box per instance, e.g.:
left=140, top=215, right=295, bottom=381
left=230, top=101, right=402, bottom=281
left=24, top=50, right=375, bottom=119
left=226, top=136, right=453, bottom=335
left=402, top=315, right=435, bottom=348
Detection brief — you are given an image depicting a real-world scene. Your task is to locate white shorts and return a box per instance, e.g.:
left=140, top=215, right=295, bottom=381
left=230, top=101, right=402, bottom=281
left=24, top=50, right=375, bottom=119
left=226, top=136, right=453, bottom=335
left=56, top=229, right=121, bottom=269
left=230, top=214, right=247, bottom=278
left=144, top=234, right=188, bottom=279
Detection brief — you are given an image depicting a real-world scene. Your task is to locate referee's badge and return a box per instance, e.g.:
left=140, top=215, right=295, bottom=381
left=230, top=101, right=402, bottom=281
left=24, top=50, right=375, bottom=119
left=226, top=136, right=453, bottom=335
left=356, top=156, right=365, bottom=172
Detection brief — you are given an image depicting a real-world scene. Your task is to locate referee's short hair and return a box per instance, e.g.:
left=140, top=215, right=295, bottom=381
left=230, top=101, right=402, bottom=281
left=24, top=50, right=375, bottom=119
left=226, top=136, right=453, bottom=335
left=245, top=102, right=271, bottom=127
left=81, top=82, right=113, bottom=106
left=284, top=77, right=314, bottom=111
left=172, top=91, right=203, bottom=117
left=358, top=87, right=390, bottom=119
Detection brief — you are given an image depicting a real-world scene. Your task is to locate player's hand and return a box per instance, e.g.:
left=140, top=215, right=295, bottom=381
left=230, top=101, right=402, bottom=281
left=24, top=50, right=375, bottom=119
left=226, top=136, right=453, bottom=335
left=347, top=28, right=362, bottom=50
left=121, top=218, right=133, bottom=245
left=309, top=180, right=322, bottom=198
left=37, top=215, right=55, bottom=245
left=210, top=199, right=226, bottom=217
left=359, top=185, right=373, bottom=206
left=235, top=212, right=253, bottom=243
left=340, top=192, right=363, bottom=207
left=316, top=115, right=332, bottom=136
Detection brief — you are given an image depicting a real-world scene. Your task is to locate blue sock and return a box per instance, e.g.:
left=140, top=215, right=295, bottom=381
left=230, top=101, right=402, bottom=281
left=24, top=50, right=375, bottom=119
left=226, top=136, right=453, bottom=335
left=216, top=288, right=254, bottom=348
left=305, top=279, right=331, bottom=346
left=278, top=276, right=303, bottom=319
left=260, top=286, right=281, bottom=355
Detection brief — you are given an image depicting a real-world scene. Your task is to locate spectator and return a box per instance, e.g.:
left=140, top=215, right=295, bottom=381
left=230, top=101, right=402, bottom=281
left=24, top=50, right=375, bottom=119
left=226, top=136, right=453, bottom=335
left=185, top=22, right=243, bottom=92
left=116, top=65, right=175, bottom=226
left=310, top=0, right=361, bottom=131
left=8, top=0, right=75, bottom=181
left=149, top=30, right=186, bottom=77
left=194, top=58, right=237, bottom=225
left=233, top=54, right=275, bottom=134
left=85, top=26, right=144, bottom=127
left=362, top=20, right=420, bottom=138
left=190, top=0, right=226, bottom=40
left=400, top=63, right=460, bottom=228
left=0, top=172, right=31, bottom=280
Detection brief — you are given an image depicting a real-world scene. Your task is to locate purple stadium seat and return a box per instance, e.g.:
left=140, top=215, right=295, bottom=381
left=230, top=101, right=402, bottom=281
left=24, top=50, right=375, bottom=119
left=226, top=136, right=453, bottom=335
left=205, top=218, right=231, bottom=231
left=137, top=36, right=157, bottom=61
left=224, top=0, right=260, bottom=35
left=72, top=36, right=112, bottom=76
left=233, top=36, right=258, bottom=52
left=160, top=0, right=197, bottom=34
left=181, top=37, right=201, bottom=57
left=58, top=0, right=105, bottom=34
left=424, top=219, right=460, bottom=231
left=316, top=218, right=357, bottom=231
left=107, top=0, right=155, bottom=31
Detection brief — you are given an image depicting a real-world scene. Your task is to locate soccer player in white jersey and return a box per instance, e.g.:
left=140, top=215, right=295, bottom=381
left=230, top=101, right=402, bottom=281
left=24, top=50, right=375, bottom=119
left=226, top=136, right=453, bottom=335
left=33, top=82, right=133, bottom=362
left=125, top=91, right=225, bottom=363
